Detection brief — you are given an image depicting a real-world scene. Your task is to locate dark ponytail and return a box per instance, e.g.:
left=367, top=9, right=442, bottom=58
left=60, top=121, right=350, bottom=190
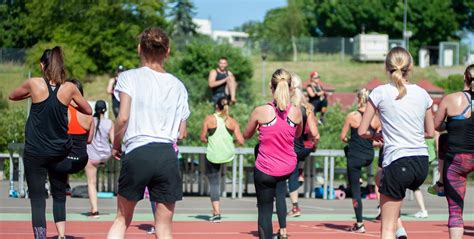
left=40, top=46, right=66, bottom=85
left=66, top=78, right=83, bottom=96
left=93, top=100, right=107, bottom=137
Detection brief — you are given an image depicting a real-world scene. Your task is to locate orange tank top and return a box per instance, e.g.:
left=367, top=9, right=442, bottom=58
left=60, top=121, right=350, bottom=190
left=68, top=105, right=88, bottom=134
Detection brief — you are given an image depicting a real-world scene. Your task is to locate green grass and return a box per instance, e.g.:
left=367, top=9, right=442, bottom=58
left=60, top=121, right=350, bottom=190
left=251, top=55, right=443, bottom=95
left=0, top=56, right=446, bottom=109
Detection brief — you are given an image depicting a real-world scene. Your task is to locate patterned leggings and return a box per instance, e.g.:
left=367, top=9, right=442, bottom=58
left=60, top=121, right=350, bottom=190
left=444, top=153, right=474, bottom=228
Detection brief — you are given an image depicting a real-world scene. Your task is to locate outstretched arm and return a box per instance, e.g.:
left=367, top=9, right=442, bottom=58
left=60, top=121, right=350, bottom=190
left=9, top=79, right=31, bottom=101
left=243, top=109, right=259, bottom=139
left=208, top=70, right=227, bottom=88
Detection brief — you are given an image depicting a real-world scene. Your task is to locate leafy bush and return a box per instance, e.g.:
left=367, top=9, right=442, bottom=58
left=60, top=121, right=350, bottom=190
left=0, top=107, right=26, bottom=152
left=317, top=104, right=347, bottom=150
left=26, top=42, right=97, bottom=80
left=434, top=74, right=464, bottom=94
left=166, top=40, right=254, bottom=104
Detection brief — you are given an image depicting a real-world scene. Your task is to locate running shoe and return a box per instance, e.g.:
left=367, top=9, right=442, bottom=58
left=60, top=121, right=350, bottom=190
left=349, top=223, right=365, bottom=233
left=414, top=210, right=428, bottom=218
left=275, top=231, right=288, bottom=239
left=287, top=207, right=301, bottom=217
left=147, top=226, right=156, bottom=234
left=427, top=181, right=445, bottom=196
left=209, top=214, right=221, bottom=223
left=396, top=227, right=408, bottom=239
left=87, top=211, right=100, bottom=218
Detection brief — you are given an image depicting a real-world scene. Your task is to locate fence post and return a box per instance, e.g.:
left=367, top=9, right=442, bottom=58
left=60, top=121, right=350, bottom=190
left=323, top=156, right=328, bottom=200
left=310, top=37, right=314, bottom=61
left=341, top=38, right=345, bottom=62
left=232, top=155, right=237, bottom=199
left=329, top=156, right=335, bottom=200
left=238, top=154, right=244, bottom=199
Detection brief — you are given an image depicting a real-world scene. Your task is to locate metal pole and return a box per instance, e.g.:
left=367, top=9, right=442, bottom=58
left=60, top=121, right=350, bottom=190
left=403, top=0, right=408, bottom=48
left=323, top=156, right=328, bottom=200
left=232, top=155, right=237, bottom=199
left=310, top=37, right=314, bottom=61
left=238, top=155, right=244, bottom=198
left=329, top=156, right=335, bottom=200
left=341, top=38, right=345, bottom=62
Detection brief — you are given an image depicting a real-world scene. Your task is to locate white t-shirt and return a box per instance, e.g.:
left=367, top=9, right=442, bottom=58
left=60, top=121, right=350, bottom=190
left=369, top=83, right=433, bottom=167
left=114, top=66, right=190, bottom=153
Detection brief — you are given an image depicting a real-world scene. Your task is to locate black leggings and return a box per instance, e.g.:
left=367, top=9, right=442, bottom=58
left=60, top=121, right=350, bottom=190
left=205, top=160, right=223, bottom=202
left=254, top=168, right=290, bottom=239
left=347, top=156, right=373, bottom=223
left=24, top=152, right=87, bottom=239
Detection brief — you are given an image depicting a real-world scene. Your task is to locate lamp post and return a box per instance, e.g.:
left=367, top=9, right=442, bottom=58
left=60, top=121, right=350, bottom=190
left=261, top=53, right=267, bottom=97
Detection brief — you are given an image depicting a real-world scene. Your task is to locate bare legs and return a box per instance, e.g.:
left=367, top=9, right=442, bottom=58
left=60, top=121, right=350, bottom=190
left=107, top=195, right=136, bottom=239
left=380, top=194, right=403, bottom=239
left=85, top=161, right=99, bottom=213
left=225, top=77, right=238, bottom=103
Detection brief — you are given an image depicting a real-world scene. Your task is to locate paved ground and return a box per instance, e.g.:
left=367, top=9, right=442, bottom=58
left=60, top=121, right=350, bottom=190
left=1, top=180, right=473, bottom=238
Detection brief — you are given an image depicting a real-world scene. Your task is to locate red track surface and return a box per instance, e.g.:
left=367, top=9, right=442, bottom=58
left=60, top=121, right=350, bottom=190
left=1, top=221, right=473, bottom=238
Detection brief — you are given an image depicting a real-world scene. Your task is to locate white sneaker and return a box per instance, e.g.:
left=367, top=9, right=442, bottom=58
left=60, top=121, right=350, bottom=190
left=414, top=210, right=428, bottom=218
left=396, top=227, right=408, bottom=239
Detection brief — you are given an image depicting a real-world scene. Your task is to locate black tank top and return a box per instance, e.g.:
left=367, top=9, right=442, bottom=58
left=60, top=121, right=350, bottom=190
left=347, top=111, right=374, bottom=159
left=24, top=79, right=72, bottom=157
left=69, top=134, right=88, bottom=157
left=294, top=106, right=308, bottom=153
left=446, top=91, right=474, bottom=155
left=212, top=69, right=228, bottom=96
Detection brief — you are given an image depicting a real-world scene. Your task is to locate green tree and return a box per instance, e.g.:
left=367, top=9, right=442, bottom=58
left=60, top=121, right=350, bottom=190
left=1, top=0, right=167, bottom=78
left=168, top=0, right=197, bottom=47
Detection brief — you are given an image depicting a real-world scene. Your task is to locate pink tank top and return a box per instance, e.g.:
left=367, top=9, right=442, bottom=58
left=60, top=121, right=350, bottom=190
left=256, top=103, right=297, bottom=176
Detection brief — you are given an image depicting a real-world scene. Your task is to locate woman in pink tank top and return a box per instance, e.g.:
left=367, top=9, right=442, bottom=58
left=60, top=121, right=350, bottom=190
left=244, top=68, right=302, bottom=239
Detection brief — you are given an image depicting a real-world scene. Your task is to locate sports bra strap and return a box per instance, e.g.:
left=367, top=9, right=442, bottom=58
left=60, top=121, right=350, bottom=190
left=458, top=92, right=472, bottom=117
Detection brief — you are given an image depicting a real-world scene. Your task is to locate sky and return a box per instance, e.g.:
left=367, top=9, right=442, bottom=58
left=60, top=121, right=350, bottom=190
left=191, top=0, right=473, bottom=49
left=193, top=0, right=286, bottom=31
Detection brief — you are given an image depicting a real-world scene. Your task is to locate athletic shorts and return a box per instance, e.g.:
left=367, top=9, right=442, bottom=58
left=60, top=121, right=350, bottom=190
left=118, top=143, right=182, bottom=203
left=379, top=156, right=428, bottom=200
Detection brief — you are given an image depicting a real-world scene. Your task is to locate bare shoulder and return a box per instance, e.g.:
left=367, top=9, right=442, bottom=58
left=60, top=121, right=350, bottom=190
left=209, top=69, right=217, bottom=75
left=255, top=104, right=272, bottom=114
left=442, top=92, right=464, bottom=103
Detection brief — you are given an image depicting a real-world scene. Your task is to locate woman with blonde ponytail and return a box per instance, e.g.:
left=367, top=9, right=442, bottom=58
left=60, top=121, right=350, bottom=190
left=244, top=68, right=302, bottom=239
left=340, top=88, right=380, bottom=233
left=281, top=74, right=319, bottom=219
left=433, top=64, right=474, bottom=239
left=358, top=47, right=434, bottom=239
left=200, top=96, right=244, bottom=223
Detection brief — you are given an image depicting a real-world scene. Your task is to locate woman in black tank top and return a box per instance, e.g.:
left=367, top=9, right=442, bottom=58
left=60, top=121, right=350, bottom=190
left=340, top=89, right=380, bottom=233
left=9, top=47, right=91, bottom=239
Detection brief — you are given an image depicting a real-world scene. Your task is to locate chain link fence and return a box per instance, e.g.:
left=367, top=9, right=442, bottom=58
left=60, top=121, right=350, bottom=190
left=245, top=37, right=355, bottom=62
left=0, top=48, right=26, bottom=63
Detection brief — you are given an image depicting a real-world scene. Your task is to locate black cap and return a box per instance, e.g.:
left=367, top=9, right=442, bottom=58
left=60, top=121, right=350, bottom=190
left=95, top=100, right=107, bottom=113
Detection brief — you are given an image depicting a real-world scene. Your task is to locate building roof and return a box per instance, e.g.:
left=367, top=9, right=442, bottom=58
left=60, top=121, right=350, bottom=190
left=302, top=79, right=336, bottom=92
left=327, top=92, right=357, bottom=109
left=416, top=79, right=445, bottom=94
left=362, top=78, right=384, bottom=90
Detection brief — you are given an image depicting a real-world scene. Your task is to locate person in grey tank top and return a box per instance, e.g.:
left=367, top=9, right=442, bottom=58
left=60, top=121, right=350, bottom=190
left=85, top=100, right=114, bottom=218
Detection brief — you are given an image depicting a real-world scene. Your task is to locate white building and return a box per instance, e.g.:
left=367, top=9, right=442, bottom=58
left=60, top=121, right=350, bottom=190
left=193, top=18, right=249, bottom=48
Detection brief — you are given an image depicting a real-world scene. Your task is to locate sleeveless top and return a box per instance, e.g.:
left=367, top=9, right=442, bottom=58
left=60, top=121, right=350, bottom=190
left=25, top=79, right=72, bottom=157
left=211, top=69, right=228, bottom=96
left=446, top=91, right=474, bottom=156
left=67, top=106, right=88, bottom=157
left=347, top=111, right=374, bottom=160
left=426, top=138, right=436, bottom=162
left=256, top=103, right=297, bottom=177
left=294, top=106, right=308, bottom=153
left=87, top=117, right=113, bottom=160
left=206, top=114, right=236, bottom=164
left=308, top=84, right=324, bottom=103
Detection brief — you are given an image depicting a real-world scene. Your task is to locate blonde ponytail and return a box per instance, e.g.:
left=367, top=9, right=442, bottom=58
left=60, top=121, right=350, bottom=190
left=385, top=47, right=412, bottom=100
left=216, top=96, right=229, bottom=119
left=290, top=73, right=305, bottom=107
left=271, top=69, right=292, bottom=111
left=357, top=88, right=369, bottom=108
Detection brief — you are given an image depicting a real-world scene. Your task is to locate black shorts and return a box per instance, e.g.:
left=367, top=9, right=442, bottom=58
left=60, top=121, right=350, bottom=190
left=118, top=143, right=182, bottom=203
left=379, top=156, right=428, bottom=200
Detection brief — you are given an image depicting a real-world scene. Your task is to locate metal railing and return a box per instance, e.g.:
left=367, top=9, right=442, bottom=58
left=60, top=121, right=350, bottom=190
left=7, top=143, right=373, bottom=200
